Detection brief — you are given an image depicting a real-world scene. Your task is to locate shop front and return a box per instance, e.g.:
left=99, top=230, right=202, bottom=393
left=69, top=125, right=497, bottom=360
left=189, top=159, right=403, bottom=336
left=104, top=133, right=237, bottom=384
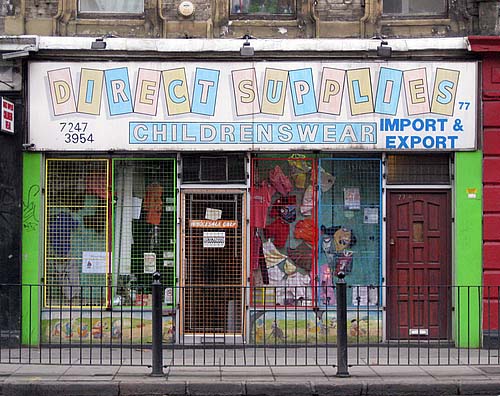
left=21, top=57, right=481, bottom=346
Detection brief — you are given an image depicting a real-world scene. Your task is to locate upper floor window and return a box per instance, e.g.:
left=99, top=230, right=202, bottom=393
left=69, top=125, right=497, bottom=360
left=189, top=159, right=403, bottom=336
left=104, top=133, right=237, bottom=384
left=230, top=0, right=295, bottom=17
left=79, top=0, right=144, bottom=14
left=383, top=0, right=447, bottom=16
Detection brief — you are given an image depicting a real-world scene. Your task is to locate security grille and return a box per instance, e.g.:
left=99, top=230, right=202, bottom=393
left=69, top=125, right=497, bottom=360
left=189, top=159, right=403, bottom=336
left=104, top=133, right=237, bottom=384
left=318, top=158, right=382, bottom=307
left=112, top=159, right=177, bottom=307
left=250, top=157, right=317, bottom=307
left=183, top=192, right=244, bottom=334
left=44, top=159, right=109, bottom=308
left=44, top=158, right=177, bottom=309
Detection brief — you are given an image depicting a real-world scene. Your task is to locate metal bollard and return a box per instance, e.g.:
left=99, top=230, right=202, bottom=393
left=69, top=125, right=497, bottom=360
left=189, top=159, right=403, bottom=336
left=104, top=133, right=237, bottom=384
left=336, top=271, right=350, bottom=377
left=151, top=271, right=164, bottom=376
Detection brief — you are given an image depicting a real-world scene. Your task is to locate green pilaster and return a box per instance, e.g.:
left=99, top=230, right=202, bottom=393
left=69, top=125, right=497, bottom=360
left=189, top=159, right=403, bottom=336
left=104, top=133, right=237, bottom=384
left=454, top=151, right=482, bottom=348
left=21, top=152, right=42, bottom=346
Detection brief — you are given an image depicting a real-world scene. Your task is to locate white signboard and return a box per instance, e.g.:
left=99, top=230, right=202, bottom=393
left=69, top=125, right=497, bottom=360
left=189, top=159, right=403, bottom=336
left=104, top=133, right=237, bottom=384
left=28, top=61, right=477, bottom=151
left=203, top=231, right=226, bottom=248
left=82, top=251, right=107, bottom=274
left=1, top=97, right=14, bottom=134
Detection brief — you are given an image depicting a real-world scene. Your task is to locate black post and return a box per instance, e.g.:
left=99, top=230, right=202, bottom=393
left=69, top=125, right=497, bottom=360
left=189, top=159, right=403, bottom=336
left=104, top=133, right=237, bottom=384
left=151, top=271, right=164, bottom=376
left=336, top=271, right=350, bottom=377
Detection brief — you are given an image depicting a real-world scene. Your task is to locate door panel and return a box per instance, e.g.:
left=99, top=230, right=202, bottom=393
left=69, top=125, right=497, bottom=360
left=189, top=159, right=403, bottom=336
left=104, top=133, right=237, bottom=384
left=182, top=191, right=244, bottom=335
left=387, top=191, right=450, bottom=340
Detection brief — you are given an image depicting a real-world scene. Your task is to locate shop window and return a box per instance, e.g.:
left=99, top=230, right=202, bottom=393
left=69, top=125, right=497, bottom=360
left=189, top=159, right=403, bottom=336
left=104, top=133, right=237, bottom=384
left=113, top=159, right=177, bottom=307
left=250, top=156, right=316, bottom=308
left=44, top=158, right=177, bottom=309
left=182, top=154, right=246, bottom=184
left=44, top=159, right=110, bottom=308
left=318, top=159, right=381, bottom=308
left=386, top=154, right=450, bottom=185
left=383, top=0, right=447, bottom=16
left=230, top=0, right=296, bottom=17
left=79, top=0, right=144, bottom=14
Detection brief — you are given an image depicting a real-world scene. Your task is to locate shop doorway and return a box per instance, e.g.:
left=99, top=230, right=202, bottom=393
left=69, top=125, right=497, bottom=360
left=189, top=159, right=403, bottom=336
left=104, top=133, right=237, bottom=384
left=387, top=191, right=451, bottom=340
left=181, top=191, right=245, bottom=341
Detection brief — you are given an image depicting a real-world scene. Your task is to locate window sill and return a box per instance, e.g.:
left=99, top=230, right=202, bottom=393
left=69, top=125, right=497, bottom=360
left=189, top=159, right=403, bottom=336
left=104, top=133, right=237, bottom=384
left=380, top=17, right=451, bottom=26
left=228, top=19, right=298, bottom=26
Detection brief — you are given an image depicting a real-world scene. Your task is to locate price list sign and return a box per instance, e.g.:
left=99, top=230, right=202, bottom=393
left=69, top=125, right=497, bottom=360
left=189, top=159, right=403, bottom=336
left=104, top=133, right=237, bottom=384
left=1, top=97, right=14, bottom=134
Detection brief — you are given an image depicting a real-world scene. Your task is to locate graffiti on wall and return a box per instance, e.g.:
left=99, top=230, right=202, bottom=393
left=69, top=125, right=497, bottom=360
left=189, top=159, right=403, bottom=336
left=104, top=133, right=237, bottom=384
left=22, top=184, right=40, bottom=232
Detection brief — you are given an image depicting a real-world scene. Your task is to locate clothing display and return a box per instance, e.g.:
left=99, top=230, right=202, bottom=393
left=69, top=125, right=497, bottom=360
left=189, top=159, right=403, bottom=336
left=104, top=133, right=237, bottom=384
left=251, top=182, right=275, bottom=228
left=264, top=218, right=290, bottom=248
left=294, top=219, right=315, bottom=245
left=300, top=185, right=314, bottom=216
left=319, top=264, right=336, bottom=305
left=262, top=239, right=287, bottom=268
left=143, top=183, right=163, bottom=226
left=269, top=165, right=293, bottom=196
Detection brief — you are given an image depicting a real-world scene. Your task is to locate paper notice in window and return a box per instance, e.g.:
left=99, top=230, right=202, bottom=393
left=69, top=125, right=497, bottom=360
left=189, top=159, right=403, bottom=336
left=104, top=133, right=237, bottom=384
left=363, top=208, right=378, bottom=224
left=144, top=252, right=156, bottom=273
left=82, top=251, right=107, bottom=274
left=203, top=232, right=225, bottom=248
left=205, top=208, right=222, bottom=220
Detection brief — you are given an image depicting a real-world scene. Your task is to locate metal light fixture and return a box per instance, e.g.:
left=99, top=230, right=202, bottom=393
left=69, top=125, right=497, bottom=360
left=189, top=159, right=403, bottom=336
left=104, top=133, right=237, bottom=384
left=91, top=37, right=107, bottom=50
left=377, top=40, right=392, bottom=58
left=240, top=34, right=254, bottom=57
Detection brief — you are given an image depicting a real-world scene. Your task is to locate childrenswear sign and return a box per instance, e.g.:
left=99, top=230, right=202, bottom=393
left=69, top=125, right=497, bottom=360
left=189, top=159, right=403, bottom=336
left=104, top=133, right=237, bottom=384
left=28, top=61, right=478, bottom=151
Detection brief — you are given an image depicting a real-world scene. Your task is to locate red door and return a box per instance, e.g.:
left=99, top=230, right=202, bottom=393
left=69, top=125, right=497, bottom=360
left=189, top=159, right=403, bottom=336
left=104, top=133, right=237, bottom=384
left=387, top=191, right=451, bottom=340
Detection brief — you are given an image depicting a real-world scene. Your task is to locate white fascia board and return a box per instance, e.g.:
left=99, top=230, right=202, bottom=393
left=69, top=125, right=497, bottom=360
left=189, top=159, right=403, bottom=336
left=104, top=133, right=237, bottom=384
left=37, top=36, right=468, bottom=53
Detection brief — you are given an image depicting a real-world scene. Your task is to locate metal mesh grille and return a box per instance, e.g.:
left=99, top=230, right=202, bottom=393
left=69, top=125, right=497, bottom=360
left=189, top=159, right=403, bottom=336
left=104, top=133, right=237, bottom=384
left=112, top=159, right=177, bottom=307
left=183, top=193, right=244, bottom=334
left=250, top=157, right=317, bottom=307
left=318, top=159, right=381, bottom=307
left=386, top=154, right=450, bottom=185
left=44, top=159, right=109, bottom=308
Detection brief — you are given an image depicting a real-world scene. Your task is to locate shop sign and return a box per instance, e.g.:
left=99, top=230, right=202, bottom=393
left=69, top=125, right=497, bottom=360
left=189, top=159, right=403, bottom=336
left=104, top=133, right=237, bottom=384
left=1, top=97, right=14, bottom=134
left=28, top=61, right=478, bottom=151
left=190, top=219, right=238, bottom=228
left=203, top=232, right=226, bottom=248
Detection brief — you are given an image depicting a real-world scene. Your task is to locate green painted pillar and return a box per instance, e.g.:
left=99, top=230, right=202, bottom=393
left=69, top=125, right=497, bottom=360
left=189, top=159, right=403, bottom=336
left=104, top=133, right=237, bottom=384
left=454, top=151, right=482, bottom=348
left=21, top=152, right=42, bottom=346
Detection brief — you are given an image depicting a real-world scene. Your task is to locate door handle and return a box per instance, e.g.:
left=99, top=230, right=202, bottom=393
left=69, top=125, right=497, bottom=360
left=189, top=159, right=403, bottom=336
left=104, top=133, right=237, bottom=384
left=389, top=238, right=395, bottom=245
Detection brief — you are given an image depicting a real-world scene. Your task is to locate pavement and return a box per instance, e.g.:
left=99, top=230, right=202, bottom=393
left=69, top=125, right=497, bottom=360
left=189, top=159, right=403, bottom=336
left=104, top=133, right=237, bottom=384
left=0, top=363, right=500, bottom=396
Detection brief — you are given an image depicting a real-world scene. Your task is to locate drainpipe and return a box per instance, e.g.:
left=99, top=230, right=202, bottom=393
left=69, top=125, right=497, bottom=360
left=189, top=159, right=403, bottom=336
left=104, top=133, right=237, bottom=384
left=52, top=0, right=63, bottom=35
left=158, top=0, right=167, bottom=38
left=20, top=0, right=26, bottom=34
left=207, top=18, right=213, bottom=38
left=310, top=0, right=320, bottom=38
left=359, top=0, right=371, bottom=38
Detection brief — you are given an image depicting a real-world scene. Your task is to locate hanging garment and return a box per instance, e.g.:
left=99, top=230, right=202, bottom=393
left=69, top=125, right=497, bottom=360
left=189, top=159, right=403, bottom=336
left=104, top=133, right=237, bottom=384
left=300, top=185, right=314, bottom=216
left=144, top=183, right=163, bottom=225
left=270, top=195, right=297, bottom=224
left=287, top=242, right=312, bottom=272
left=319, top=264, right=336, bottom=305
left=262, top=239, right=287, bottom=268
left=294, top=218, right=315, bottom=245
left=334, top=251, right=354, bottom=275
left=321, top=236, right=336, bottom=265
left=251, top=181, right=275, bottom=228
left=269, top=165, right=293, bottom=196
left=48, top=210, right=79, bottom=256
left=320, top=167, right=335, bottom=192
left=288, top=154, right=311, bottom=189
left=264, top=218, right=290, bottom=248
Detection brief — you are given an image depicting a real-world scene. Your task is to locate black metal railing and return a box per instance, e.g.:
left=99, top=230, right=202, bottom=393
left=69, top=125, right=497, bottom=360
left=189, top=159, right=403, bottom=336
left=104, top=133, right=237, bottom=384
left=0, top=277, right=498, bottom=373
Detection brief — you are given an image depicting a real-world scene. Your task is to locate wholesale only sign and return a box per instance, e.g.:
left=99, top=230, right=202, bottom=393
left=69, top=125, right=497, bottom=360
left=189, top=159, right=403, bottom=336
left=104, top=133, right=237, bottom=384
left=28, top=61, right=478, bottom=151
